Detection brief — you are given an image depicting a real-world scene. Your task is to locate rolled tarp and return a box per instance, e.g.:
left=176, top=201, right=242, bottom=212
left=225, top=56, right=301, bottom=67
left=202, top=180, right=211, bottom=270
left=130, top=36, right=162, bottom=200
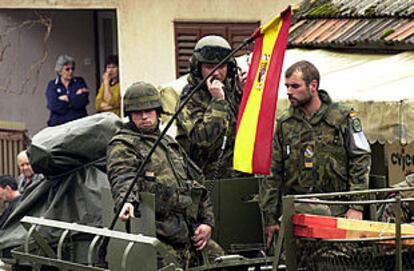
left=29, top=112, right=122, bottom=177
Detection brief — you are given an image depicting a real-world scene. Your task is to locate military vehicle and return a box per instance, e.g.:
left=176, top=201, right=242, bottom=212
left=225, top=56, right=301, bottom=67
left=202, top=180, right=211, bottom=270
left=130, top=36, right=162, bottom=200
left=0, top=112, right=273, bottom=271
left=1, top=113, right=413, bottom=271
left=1, top=41, right=412, bottom=270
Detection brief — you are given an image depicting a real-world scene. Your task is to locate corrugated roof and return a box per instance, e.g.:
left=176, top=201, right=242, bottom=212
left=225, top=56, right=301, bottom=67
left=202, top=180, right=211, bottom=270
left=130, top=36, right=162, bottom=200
left=289, top=0, right=414, bottom=50
left=297, top=0, right=414, bottom=18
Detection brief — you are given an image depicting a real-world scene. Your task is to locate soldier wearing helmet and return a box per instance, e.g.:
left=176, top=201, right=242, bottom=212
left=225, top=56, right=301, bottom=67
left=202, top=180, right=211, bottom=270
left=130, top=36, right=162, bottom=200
left=176, top=35, right=247, bottom=179
left=107, top=81, right=223, bottom=268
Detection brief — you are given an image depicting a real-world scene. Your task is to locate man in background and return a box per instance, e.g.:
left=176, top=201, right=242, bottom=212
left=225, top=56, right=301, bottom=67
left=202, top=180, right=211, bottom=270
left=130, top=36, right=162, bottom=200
left=0, top=175, right=21, bottom=227
left=16, top=150, right=43, bottom=193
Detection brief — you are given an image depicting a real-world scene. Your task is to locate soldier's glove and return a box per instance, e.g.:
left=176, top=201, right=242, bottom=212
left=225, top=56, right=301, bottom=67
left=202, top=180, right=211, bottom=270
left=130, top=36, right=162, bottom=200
left=133, top=201, right=141, bottom=218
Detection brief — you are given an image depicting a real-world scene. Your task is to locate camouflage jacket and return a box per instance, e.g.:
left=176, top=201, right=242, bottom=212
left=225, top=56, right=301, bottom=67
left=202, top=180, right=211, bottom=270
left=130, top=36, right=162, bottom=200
left=175, top=74, right=243, bottom=179
left=107, top=122, right=214, bottom=246
left=261, top=90, right=372, bottom=225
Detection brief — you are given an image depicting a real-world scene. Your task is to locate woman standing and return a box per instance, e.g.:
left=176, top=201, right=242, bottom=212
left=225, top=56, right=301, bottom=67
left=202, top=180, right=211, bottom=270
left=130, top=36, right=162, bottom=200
left=96, top=55, right=120, bottom=117
left=46, top=55, right=89, bottom=126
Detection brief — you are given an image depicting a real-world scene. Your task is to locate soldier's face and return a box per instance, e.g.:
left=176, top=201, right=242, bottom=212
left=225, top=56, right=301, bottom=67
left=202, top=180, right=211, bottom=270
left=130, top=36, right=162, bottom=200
left=285, top=71, right=316, bottom=108
left=131, top=110, right=158, bottom=130
left=200, top=63, right=228, bottom=82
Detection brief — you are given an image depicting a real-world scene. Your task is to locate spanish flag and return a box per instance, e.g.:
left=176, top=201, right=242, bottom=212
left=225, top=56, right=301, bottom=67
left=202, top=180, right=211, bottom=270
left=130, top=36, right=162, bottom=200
left=233, top=7, right=292, bottom=174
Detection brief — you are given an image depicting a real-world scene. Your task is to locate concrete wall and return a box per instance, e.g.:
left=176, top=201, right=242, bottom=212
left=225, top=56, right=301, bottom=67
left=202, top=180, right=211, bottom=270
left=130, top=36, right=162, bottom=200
left=0, top=9, right=96, bottom=136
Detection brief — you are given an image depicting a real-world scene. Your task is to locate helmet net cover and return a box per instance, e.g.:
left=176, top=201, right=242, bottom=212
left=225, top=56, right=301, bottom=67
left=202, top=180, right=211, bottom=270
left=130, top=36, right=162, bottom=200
left=123, top=81, right=163, bottom=114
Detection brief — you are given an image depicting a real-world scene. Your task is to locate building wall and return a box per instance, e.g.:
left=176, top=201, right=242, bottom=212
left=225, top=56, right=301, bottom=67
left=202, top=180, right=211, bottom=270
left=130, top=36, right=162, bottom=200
left=0, top=0, right=300, bottom=136
left=0, top=9, right=96, bottom=136
left=117, top=0, right=300, bottom=88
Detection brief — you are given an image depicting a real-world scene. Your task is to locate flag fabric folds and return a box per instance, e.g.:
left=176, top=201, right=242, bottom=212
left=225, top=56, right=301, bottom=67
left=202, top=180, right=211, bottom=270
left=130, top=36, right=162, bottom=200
left=233, top=7, right=292, bottom=174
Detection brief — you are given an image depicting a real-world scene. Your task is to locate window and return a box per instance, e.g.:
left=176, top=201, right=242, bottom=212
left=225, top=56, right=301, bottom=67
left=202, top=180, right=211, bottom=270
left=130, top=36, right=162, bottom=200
left=174, top=21, right=260, bottom=78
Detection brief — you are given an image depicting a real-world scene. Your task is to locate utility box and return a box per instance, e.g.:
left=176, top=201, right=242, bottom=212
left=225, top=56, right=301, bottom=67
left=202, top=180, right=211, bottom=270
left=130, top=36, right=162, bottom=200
left=208, top=177, right=263, bottom=253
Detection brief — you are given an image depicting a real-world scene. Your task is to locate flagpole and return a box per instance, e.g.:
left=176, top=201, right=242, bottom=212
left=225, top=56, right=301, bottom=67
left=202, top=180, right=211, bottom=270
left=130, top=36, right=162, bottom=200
left=98, top=33, right=256, bottom=260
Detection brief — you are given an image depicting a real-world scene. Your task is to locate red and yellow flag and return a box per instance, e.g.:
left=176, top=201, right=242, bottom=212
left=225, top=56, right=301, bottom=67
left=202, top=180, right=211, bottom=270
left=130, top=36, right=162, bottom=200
left=233, top=7, right=292, bottom=174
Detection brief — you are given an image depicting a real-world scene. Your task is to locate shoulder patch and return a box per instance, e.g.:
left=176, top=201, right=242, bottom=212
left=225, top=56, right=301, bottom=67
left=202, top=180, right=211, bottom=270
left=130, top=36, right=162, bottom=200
left=352, top=117, right=362, bottom=132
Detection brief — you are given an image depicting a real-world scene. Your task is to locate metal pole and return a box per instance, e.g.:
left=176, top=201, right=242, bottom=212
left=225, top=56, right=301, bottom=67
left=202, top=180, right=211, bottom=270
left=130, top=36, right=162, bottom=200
left=395, top=195, right=402, bottom=271
left=282, top=195, right=297, bottom=271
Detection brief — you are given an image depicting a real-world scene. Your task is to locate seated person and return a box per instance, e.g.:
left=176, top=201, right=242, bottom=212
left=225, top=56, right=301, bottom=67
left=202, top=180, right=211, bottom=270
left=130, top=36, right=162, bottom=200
left=379, top=174, right=414, bottom=223
left=0, top=175, right=21, bottom=228
left=96, top=55, right=121, bottom=116
left=107, top=81, right=223, bottom=268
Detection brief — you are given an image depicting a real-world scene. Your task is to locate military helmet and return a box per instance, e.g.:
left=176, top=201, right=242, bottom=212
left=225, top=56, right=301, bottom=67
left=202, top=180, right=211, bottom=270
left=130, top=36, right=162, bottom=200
left=192, top=35, right=232, bottom=64
left=123, top=81, right=163, bottom=115
left=189, top=35, right=236, bottom=78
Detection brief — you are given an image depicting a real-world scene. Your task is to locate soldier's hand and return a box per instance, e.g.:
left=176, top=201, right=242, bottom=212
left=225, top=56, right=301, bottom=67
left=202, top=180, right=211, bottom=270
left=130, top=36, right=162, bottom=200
left=265, top=224, right=280, bottom=249
left=119, top=202, right=135, bottom=221
left=345, top=208, right=363, bottom=220
left=206, top=77, right=225, bottom=100
left=236, top=67, right=247, bottom=91
left=192, top=224, right=212, bottom=251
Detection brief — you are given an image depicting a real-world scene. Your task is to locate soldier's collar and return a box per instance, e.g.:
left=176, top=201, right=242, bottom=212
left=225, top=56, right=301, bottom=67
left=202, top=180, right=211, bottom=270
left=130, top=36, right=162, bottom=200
left=317, top=89, right=332, bottom=104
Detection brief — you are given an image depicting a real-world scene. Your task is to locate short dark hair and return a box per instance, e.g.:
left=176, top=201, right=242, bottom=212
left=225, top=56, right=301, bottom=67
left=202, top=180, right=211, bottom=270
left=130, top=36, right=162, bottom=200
left=285, top=60, right=320, bottom=88
left=105, top=54, right=119, bottom=67
left=0, top=175, right=18, bottom=190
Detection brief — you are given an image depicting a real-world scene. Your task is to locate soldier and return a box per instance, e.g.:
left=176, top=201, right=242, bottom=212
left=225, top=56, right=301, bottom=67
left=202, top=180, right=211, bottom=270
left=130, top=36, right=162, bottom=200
left=176, top=35, right=246, bottom=179
left=378, top=174, right=414, bottom=223
left=261, top=60, right=372, bottom=248
left=107, top=82, right=222, bottom=268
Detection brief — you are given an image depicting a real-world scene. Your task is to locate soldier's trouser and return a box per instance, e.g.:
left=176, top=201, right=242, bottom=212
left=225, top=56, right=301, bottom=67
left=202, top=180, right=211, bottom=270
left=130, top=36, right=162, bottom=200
left=189, top=239, right=225, bottom=267
left=158, top=239, right=225, bottom=269
left=157, top=242, right=190, bottom=269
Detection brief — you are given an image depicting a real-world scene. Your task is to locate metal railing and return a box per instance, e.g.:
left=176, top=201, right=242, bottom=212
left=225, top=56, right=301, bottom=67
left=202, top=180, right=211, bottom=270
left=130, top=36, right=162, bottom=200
left=275, top=187, right=414, bottom=271
left=12, top=216, right=181, bottom=271
left=0, top=121, right=26, bottom=177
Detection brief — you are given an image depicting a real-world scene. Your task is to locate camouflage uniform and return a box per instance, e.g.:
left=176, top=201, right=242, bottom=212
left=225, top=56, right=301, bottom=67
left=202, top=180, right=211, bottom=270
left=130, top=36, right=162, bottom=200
left=176, top=75, right=242, bottom=179
left=378, top=174, right=414, bottom=223
left=107, top=122, right=220, bottom=267
left=175, top=35, right=244, bottom=179
left=261, top=90, right=372, bottom=225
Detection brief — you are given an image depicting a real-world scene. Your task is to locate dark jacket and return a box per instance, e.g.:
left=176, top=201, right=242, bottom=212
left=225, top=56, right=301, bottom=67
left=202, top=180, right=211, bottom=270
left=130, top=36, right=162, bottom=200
left=46, top=76, right=89, bottom=126
left=0, top=195, right=21, bottom=229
